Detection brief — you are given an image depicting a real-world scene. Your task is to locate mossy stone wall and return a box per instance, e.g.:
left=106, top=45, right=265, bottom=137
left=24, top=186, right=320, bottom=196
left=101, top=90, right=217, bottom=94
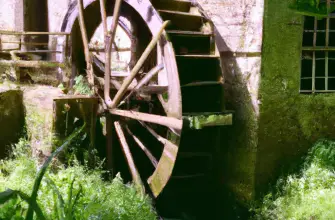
left=0, top=89, right=25, bottom=158
left=257, top=0, right=335, bottom=194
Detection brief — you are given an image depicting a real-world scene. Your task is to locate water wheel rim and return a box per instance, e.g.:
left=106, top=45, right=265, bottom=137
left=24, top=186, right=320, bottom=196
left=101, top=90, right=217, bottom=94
left=61, top=0, right=182, bottom=197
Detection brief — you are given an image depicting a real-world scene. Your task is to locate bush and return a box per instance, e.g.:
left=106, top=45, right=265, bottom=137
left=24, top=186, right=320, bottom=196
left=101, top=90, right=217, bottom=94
left=0, top=139, right=157, bottom=219
left=252, top=140, right=335, bottom=220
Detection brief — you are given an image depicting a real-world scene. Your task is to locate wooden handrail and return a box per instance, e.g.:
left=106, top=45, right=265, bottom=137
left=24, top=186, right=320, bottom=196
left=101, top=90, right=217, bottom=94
left=0, top=31, right=70, bottom=35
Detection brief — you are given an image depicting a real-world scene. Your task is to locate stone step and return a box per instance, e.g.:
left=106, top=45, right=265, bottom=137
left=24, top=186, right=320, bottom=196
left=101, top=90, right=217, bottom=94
left=181, top=81, right=225, bottom=113
left=175, top=55, right=222, bottom=85
left=151, top=0, right=192, bottom=12
left=167, top=31, right=212, bottom=55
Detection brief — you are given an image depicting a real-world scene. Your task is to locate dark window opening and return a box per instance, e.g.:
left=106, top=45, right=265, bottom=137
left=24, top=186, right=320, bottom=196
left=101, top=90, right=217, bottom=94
left=301, top=13, right=335, bottom=93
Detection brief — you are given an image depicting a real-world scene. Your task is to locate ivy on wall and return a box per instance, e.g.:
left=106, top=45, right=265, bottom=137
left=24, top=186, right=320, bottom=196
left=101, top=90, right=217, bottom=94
left=289, top=0, right=335, bottom=18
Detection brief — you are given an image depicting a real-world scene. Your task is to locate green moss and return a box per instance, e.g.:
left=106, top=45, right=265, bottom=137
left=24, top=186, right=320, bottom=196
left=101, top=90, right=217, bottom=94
left=258, top=0, right=335, bottom=194
left=219, top=62, right=259, bottom=206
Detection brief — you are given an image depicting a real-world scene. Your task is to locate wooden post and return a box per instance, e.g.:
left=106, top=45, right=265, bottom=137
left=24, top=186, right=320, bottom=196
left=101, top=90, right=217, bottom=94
left=114, top=121, right=144, bottom=193
left=77, top=0, right=94, bottom=86
left=101, top=0, right=123, bottom=107
left=64, top=35, right=68, bottom=62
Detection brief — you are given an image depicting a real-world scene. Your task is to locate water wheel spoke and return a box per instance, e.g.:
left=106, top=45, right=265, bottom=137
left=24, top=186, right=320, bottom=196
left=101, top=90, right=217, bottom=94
left=138, top=121, right=168, bottom=145
left=109, top=21, right=170, bottom=109
left=109, top=109, right=183, bottom=130
left=114, top=121, right=144, bottom=191
left=125, top=126, right=158, bottom=168
left=119, top=64, right=164, bottom=106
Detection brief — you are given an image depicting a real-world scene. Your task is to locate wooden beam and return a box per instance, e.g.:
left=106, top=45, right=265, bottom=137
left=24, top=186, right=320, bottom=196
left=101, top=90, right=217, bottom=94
left=1, top=41, right=49, bottom=46
left=0, top=31, right=70, bottom=35
left=119, top=64, right=164, bottom=105
left=125, top=126, right=158, bottom=168
left=77, top=0, right=94, bottom=86
left=0, top=60, right=65, bottom=68
left=103, top=0, right=123, bottom=107
left=109, top=21, right=170, bottom=109
left=89, top=47, right=131, bottom=52
left=109, top=109, right=183, bottom=130
left=114, top=121, right=144, bottom=192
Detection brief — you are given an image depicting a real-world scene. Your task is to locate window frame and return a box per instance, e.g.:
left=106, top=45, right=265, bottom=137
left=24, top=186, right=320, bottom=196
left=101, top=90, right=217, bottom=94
left=300, top=0, right=335, bottom=93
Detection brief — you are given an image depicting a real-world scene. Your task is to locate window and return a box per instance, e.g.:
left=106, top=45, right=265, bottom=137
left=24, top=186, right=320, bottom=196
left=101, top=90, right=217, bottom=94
left=301, top=14, right=335, bottom=93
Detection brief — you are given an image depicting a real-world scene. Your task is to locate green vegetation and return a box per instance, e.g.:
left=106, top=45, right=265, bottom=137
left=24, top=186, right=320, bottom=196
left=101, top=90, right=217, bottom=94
left=252, top=140, right=335, bottom=219
left=289, top=0, right=335, bottom=17
left=73, top=75, right=94, bottom=95
left=0, top=137, right=157, bottom=219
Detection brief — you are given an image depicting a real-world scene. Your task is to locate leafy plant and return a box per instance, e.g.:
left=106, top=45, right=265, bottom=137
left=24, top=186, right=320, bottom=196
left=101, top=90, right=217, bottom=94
left=45, top=177, right=82, bottom=220
left=73, top=75, right=93, bottom=95
left=289, top=0, right=335, bottom=18
left=0, top=125, right=85, bottom=220
left=251, top=139, right=335, bottom=220
left=0, top=128, right=157, bottom=219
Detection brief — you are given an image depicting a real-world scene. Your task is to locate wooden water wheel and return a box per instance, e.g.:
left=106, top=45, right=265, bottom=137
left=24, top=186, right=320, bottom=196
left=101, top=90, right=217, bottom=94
left=63, top=0, right=233, bottom=217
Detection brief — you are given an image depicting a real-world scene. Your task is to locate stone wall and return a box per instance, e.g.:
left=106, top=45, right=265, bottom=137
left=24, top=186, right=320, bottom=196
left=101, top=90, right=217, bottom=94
left=257, top=0, right=335, bottom=196
left=196, top=0, right=264, bottom=206
left=0, top=0, right=23, bottom=31
left=0, top=88, right=25, bottom=159
left=0, top=0, right=23, bottom=50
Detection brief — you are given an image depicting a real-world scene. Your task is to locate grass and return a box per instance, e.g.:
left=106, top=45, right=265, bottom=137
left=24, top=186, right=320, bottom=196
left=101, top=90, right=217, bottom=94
left=0, top=137, right=157, bottom=219
left=251, top=139, right=335, bottom=219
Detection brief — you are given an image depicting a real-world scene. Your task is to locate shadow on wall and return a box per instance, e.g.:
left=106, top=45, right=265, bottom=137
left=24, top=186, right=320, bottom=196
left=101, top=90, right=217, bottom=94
left=212, top=26, right=259, bottom=219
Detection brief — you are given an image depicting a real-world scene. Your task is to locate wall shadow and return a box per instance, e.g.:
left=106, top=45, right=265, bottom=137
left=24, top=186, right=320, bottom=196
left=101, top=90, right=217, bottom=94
left=211, top=26, right=259, bottom=219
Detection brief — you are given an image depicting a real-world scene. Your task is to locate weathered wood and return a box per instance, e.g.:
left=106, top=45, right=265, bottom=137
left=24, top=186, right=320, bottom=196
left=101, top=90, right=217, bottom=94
left=52, top=96, right=99, bottom=165
left=105, top=114, right=114, bottom=173
left=0, top=60, right=65, bottom=68
left=120, top=64, right=164, bottom=105
left=99, top=0, right=108, bottom=36
left=77, top=0, right=94, bottom=86
left=95, top=75, right=166, bottom=94
left=114, top=121, right=144, bottom=192
left=1, top=41, right=49, bottom=46
left=103, top=0, right=123, bottom=107
left=0, top=31, right=70, bottom=35
left=138, top=121, right=175, bottom=145
left=109, top=21, right=170, bottom=109
left=109, top=109, right=183, bottom=130
left=1, top=50, right=62, bottom=54
left=125, top=126, right=158, bottom=168
left=89, top=47, right=131, bottom=52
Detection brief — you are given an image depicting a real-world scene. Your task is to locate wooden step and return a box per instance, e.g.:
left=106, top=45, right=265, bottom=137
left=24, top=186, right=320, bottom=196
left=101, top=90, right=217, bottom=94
left=178, top=127, right=220, bottom=152
left=167, top=31, right=212, bottom=55
left=173, top=154, right=212, bottom=175
left=181, top=81, right=224, bottom=113
left=158, top=10, right=204, bottom=32
left=151, top=0, right=192, bottom=12
left=176, top=55, right=222, bottom=85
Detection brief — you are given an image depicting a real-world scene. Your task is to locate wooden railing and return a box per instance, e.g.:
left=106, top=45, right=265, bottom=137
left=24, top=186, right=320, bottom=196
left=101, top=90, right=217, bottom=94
left=0, top=31, right=71, bottom=68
